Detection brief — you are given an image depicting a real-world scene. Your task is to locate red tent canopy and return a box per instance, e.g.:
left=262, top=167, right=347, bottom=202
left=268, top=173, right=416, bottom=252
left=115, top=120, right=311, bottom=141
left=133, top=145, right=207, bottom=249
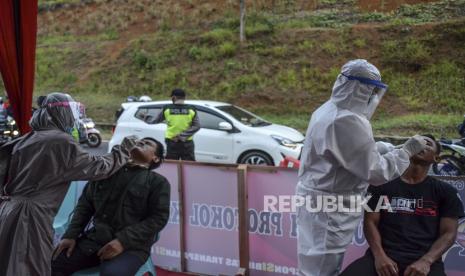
left=0, top=0, right=38, bottom=134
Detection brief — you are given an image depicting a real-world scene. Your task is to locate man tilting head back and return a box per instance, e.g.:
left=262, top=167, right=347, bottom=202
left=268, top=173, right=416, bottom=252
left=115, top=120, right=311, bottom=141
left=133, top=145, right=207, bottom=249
left=341, top=135, right=464, bottom=276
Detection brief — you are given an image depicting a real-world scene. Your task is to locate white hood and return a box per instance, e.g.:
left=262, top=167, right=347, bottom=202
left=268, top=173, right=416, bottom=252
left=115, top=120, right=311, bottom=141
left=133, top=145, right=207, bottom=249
left=330, top=59, right=386, bottom=119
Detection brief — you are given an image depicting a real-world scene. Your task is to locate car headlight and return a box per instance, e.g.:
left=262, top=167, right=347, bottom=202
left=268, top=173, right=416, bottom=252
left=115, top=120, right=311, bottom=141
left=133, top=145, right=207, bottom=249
left=8, top=120, right=15, bottom=126
left=85, top=122, right=95, bottom=128
left=271, top=135, right=298, bottom=149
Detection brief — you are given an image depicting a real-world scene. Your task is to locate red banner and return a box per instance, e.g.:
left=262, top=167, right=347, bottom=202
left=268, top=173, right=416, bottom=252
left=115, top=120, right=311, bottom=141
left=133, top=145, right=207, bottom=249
left=0, top=0, right=38, bottom=134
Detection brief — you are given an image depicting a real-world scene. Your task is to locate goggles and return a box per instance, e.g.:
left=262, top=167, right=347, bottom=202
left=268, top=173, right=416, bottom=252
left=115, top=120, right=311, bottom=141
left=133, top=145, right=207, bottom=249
left=341, top=73, right=388, bottom=89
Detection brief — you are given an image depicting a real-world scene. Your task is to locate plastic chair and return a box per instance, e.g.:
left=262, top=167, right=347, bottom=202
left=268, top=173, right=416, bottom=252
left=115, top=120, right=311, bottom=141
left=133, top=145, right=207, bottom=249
left=53, top=181, right=81, bottom=244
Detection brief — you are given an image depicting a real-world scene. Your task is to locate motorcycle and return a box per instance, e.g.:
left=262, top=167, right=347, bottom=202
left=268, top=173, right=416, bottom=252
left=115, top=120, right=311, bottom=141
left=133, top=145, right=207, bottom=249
left=0, top=115, right=20, bottom=144
left=78, top=118, right=102, bottom=148
left=432, top=139, right=465, bottom=176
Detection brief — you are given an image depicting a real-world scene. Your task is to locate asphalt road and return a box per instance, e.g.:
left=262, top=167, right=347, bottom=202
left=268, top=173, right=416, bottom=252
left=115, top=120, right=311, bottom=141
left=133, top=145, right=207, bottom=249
left=82, top=141, right=108, bottom=156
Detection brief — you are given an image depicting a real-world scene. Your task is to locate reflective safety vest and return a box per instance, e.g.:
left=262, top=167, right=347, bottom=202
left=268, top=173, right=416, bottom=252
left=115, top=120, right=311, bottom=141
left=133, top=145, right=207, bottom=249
left=71, top=127, right=80, bottom=142
left=163, top=104, right=196, bottom=141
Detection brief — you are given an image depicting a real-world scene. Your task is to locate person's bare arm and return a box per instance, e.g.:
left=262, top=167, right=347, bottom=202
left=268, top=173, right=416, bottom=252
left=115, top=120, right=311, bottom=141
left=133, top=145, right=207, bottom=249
left=364, top=212, right=399, bottom=276
left=404, top=217, right=458, bottom=276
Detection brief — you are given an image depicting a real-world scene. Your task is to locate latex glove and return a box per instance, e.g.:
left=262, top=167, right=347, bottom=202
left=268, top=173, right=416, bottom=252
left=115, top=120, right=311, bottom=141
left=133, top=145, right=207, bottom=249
left=375, top=141, right=395, bottom=155
left=119, top=135, right=139, bottom=155
left=402, top=135, right=427, bottom=157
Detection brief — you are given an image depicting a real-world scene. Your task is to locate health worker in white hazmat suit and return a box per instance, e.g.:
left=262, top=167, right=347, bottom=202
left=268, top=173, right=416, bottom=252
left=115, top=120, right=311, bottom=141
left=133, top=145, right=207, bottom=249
left=296, top=59, right=429, bottom=276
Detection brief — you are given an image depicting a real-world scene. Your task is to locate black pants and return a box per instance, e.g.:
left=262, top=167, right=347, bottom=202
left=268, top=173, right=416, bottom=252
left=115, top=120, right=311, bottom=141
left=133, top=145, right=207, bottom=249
left=165, top=139, right=195, bottom=161
left=51, top=246, right=145, bottom=276
left=340, top=250, right=446, bottom=276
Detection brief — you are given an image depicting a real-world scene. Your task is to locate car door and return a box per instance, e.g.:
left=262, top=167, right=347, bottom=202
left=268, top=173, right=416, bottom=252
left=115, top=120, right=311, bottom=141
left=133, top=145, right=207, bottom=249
left=193, top=110, right=235, bottom=164
left=133, top=105, right=166, bottom=143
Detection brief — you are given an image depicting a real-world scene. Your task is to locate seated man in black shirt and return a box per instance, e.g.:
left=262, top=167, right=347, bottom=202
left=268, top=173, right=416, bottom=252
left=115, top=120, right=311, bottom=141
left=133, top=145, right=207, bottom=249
left=341, top=135, right=464, bottom=276
left=51, top=139, right=170, bottom=276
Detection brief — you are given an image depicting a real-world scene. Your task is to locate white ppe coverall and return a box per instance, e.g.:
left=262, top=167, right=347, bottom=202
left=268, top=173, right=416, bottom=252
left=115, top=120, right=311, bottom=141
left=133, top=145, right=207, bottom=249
left=296, top=59, right=411, bottom=276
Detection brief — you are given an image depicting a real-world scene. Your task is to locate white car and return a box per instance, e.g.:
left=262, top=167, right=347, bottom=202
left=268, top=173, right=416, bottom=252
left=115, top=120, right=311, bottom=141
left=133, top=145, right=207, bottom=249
left=109, top=100, right=304, bottom=166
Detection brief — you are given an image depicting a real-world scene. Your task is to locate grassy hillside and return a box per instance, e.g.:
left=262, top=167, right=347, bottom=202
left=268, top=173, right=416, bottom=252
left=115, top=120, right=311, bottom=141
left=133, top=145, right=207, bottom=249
left=23, top=0, right=465, bottom=137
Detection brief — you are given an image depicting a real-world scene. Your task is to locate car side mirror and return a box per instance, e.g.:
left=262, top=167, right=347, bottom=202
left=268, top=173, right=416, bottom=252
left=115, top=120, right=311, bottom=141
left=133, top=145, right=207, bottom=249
left=218, top=122, right=233, bottom=131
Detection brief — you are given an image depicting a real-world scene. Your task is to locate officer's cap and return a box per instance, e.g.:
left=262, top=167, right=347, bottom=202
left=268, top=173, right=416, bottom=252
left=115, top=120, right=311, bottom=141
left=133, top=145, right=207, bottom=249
left=170, top=88, right=186, bottom=98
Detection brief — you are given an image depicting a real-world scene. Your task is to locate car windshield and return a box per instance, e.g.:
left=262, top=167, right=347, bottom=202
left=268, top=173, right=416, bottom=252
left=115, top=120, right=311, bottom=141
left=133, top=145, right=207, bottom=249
left=216, top=105, right=271, bottom=127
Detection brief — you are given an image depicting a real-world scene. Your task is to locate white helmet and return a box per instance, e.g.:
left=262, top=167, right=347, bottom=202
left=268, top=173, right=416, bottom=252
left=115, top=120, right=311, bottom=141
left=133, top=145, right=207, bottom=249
left=139, top=95, right=152, bottom=102
left=126, top=96, right=138, bottom=102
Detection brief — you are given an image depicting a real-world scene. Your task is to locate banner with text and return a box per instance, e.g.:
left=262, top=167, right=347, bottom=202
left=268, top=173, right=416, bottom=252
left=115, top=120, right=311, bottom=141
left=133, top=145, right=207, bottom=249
left=152, top=163, right=465, bottom=276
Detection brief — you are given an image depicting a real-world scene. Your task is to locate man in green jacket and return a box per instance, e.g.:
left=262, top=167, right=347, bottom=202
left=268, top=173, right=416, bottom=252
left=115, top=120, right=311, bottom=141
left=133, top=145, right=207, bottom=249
left=148, top=88, right=200, bottom=161
left=51, top=139, right=170, bottom=276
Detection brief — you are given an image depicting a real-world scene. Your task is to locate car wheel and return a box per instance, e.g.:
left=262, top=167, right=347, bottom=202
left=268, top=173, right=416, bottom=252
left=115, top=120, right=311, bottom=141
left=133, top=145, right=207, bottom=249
left=239, top=151, right=274, bottom=166
left=87, top=133, right=102, bottom=148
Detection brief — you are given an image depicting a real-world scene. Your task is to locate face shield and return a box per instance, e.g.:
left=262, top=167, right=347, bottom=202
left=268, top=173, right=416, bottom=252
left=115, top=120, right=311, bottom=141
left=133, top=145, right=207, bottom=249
left=341, top=73, right=388, bottom=119
left=46, top=101, right=85, bottom=138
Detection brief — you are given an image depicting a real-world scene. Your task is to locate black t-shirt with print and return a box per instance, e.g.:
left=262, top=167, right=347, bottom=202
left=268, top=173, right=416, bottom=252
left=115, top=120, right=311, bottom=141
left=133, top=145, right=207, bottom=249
left=367, top=176, right=464, bottom=265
